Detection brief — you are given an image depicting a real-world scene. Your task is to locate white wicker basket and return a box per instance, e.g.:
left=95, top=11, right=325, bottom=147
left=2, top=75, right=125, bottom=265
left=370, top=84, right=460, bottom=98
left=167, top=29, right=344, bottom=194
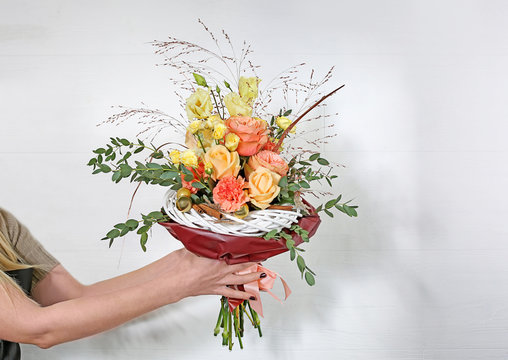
left=163, top=190, right=301, bottom=237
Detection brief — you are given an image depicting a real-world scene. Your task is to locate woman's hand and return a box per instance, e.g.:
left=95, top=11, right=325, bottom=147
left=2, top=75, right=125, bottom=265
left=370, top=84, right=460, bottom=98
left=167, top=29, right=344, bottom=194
left=166, top=248, right=264, bottom=301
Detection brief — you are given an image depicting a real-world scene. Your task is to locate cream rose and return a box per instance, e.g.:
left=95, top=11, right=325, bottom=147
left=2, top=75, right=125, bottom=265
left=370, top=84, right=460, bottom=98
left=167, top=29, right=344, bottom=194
left=238, top=76, right=260, bottom=104
left=248, top=167, right=281, bottom=209
left=224, top=92, right=252, bottom=117
left=203, top=144, right=241, bottom=180
left=186, top=88, right=213, bottom=120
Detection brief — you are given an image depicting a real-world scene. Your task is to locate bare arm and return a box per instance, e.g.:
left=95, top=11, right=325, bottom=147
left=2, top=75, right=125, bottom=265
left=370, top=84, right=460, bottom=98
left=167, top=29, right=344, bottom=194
left=32, top=250, right=180, bottom=305
left=2, top=248, right=263, bottom=348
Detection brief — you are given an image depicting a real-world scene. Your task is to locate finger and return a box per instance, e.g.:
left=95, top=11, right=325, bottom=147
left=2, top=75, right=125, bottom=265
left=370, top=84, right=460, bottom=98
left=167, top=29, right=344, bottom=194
left=217, top=286, right=256, bottom=301
left=226, top=262, right=258, bottom=274
left=221, top=271, right=265, bottom=286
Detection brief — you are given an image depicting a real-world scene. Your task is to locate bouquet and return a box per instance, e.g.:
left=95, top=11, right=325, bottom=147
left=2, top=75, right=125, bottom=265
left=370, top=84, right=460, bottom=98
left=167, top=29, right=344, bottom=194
left=88, top=22, right=358, bottom=350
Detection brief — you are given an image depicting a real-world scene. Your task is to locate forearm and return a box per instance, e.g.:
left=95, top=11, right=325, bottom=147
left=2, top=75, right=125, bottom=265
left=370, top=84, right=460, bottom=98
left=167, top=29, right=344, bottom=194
left=82, top=252, right=178, bottom=297
left=33, top=275, right=182, bottom=348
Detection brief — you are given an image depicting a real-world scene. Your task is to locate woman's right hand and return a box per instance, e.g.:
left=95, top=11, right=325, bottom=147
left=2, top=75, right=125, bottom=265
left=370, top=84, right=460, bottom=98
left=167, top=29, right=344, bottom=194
left=166, top=248, right=264, bottom=302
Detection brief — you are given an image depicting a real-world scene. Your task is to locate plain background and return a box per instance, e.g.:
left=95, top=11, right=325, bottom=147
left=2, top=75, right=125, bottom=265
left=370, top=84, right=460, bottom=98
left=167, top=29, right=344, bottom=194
left=1, top=1, right=507, bottom=359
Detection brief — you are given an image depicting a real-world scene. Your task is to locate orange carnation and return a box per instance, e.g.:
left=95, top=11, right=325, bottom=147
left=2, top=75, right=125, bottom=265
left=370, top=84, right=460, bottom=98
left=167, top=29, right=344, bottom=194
left=212, top=176, right=249, bottom=213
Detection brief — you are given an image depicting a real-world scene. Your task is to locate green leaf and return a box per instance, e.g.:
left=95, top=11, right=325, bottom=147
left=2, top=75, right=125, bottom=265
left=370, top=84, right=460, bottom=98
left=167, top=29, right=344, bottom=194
left=99, top=164, right=112, bottom=173
left=215, top=85, right=221, bottom=94
left=278, top=176, right=288, bottom=188
left=120, top=227, right=130, bottom=236
left=298, top=180, right=310, bottom=189
left=120, top=164, right=132, bottom=177
left=191, top=181, right=205, bottom=189
left=106, top=229, right=120, bottom=239
left=147, top=211, right=164, bottom=220
left=317, top=158, right=330, bottom=166
left=146, top=163, right=162, bottom=169
left=114, top=223, right=126, bottom=229
left=305, top=271, right=316, bottom=286
left=140, top=232, right=148, bottom=252
left=125, top=219, right=139, bottom=229
left=299, top=161, right=311, bottom=166
left=297, top=255, right=306, bottom=273
left=119, top=138, right=131, bottom=146
left=324, top=209, right=334, bottom=217
left=264, top=230, right=278, bottom=240
left=112, top=171, right=122, bottom=182
left=93, top=148, right=106, bottom=154
left=224, top=80, right=232, bottom=91
left=184, top=173, right=194, bottom=182
left=283, top=109, right=292, bottom=117
left=325, top=199, right=338, bottom=209
left=326, top=177, right=332, bottom=187
left=316, top=204, right=323, bottom=212
left=290, top=247, right=296, bottom=261
left=192, top=73, right=208, bottom=87
left=343, top=205, right=358, bottom=217
left=309, top=153, right=320, bottom=161
left=160, top=171, right=178, bottom=180
left=134, top=146, right=144, bottom=154
left=87, top=158, right=97, bottom=166
left=137, top=225, right=150, bottom=234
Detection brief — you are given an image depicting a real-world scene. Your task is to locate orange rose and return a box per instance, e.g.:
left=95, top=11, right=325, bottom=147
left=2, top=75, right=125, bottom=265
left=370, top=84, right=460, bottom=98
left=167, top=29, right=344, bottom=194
left=203, top=144, right=241, bottom=180
left=248, top=167, right=281, bottom=209
left=225, top=116, right=268, bottom=156
left=246, top=150, right=289, bottom=178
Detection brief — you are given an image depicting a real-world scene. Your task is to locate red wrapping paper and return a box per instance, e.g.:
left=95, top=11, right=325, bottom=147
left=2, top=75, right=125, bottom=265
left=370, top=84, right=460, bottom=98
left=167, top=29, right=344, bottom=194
left=159, top=203, right=321, bottom=264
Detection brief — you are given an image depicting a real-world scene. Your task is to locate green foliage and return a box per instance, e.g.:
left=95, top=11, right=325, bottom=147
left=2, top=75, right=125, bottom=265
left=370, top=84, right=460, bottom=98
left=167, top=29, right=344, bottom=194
left=101, top=211, right=170, bottom=252
left=264, top=225, right=315, bottom=286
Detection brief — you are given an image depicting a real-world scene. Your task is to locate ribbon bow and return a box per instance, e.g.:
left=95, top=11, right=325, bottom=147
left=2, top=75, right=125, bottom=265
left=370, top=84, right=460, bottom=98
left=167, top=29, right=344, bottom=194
left=228, top=264, right=291, bottom=317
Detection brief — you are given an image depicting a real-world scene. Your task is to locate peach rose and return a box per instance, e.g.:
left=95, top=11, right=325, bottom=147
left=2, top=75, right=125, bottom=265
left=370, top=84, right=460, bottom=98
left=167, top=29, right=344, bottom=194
left=213, top=176, right=249, bottom=212
left=248, top=166, right=281, bottom=209
left=203, top=144, right=241, bottom=180
left=247, top=150, right=289, bottom=178
left=225, top=116, right=268, bottom=156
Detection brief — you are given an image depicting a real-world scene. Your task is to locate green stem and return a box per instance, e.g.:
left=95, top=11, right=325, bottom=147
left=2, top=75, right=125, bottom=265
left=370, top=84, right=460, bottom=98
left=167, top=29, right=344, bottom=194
left=228, top=308, right=233, bottom=350
left=196, top=133, right=207, bottom=153
left=210, top=90, right=223, bottom=120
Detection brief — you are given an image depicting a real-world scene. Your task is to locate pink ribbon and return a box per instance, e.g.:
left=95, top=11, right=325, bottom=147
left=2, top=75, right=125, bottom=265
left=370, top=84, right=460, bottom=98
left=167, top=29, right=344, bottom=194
left=227, top=264, right=291, bottom=317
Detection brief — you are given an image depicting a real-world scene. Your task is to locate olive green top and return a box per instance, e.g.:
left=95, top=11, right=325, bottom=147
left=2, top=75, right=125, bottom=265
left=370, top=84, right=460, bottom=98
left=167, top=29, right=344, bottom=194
left=0, top=208, right=60, bottom=291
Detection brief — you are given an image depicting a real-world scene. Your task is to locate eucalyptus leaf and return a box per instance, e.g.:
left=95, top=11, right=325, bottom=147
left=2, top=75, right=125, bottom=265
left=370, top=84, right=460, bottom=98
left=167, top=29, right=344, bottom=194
left=305, top=272, right=316, bottom=286
left=309, top=153, right=320, bottom=161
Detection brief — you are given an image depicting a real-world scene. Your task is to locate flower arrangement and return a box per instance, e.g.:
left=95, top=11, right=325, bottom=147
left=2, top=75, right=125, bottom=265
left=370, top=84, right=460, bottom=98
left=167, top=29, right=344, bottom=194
left=87, top=21, right=358, bottom=350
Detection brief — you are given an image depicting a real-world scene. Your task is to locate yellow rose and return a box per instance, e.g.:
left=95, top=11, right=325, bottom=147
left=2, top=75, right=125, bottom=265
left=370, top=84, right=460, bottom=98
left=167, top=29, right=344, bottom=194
left=180, top=149, right=198, bottom=168
left=224, top=92, right=252, bottom=117
left=186, top=88, right=213, bottom=120
left=205, top=114, right=222, bottom=129
left=213, top=123, right=227, bottom=140
left=188, top=120, right=204, bottom=134
left=238, top=76, right=260, bottom=104
left=185, top=128, right=214, bottom=151
left=203, top=144, right=241, bottom=180
left=169, top=150, right=181, bottom=165
left=225, top=133, right=240, bottom=151
left=248, top=167, right=281, bottom=210
left=276, top=116, right=295, bottom=133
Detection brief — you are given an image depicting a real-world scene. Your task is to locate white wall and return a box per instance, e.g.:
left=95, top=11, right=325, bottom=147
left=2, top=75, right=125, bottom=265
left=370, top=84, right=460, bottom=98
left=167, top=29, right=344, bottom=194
left=1, top=0, right=507, bottom=359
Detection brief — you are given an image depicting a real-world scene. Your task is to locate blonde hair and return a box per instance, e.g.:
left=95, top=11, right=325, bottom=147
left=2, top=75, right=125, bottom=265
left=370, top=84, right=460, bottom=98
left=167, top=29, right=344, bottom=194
left=0, top=230, right=32, bottom=293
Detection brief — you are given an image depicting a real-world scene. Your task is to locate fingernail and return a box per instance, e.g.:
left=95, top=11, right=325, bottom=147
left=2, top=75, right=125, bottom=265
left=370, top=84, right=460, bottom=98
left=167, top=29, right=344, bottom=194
left=260, top=273, right=267, bottom=278
left=249, top=296, right=256, bottom=300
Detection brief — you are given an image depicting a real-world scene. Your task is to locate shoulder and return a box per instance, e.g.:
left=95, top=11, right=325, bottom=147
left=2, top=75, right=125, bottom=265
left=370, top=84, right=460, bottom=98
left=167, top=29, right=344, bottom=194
left=0, top=207, right=29, bottom=247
